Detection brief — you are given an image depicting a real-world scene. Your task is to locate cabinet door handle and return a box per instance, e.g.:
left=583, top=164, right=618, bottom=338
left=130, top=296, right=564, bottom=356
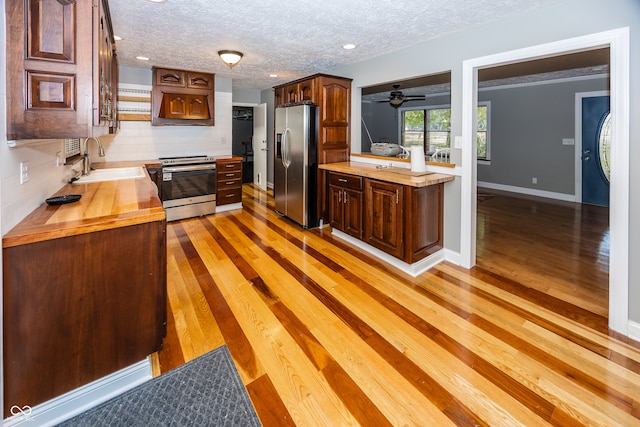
left=344, top=192, right=348, bottom=204
left=396, top=189, right=399, bottom=204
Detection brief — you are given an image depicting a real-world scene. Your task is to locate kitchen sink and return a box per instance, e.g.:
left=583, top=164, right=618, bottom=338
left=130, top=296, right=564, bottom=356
left=73, top=166, right=146, bottom=183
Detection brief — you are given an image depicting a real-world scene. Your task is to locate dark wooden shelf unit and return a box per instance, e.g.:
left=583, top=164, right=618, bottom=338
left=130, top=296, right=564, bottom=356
left=152, top=67, right=215, bottom=126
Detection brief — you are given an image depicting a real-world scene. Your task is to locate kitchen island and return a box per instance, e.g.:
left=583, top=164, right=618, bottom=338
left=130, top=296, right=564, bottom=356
left=319, top=161, right=454, bottom=276
left=2, top=164, right=167, bottom=417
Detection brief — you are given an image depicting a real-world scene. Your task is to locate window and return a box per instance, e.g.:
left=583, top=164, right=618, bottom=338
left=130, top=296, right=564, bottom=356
left=477, top=103, right=490, bottom=160
left=598, top=112, right=611, bottom=182
left=400, top=103, right=490, bottom=159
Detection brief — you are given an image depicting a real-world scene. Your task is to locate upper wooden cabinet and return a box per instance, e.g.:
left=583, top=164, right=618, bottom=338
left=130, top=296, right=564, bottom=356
left=152, top=67, right=215, bottom=126
left=6, top=0, right=118, bottom=140
left=274, top=73, right=352, bottom=220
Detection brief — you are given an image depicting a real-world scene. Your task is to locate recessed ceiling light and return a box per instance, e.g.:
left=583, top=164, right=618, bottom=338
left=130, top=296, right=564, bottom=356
left=136, top=56, right=150, bottom=61
left=114, top=35, right=123, bottom=41
left=147, top=0, right=167, bottom=3
left=343, top=44, right=356, bottom=50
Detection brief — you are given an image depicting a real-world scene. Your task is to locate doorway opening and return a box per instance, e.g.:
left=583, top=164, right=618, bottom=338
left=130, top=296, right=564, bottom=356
left=232, top=106, right=255, bottom=183
left=461, top=28, right=630, bottom=335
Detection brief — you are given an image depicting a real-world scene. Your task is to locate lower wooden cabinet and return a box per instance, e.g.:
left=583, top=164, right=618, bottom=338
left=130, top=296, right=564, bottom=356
left=328, top=172, right=363, bottom=239
left=364, top=179, right=404, bottom=259
left=3, top=220, right=167, bottom=416
left=330, top=173, right=444, bottom=264
left=217, top=158, right=243, bottom=206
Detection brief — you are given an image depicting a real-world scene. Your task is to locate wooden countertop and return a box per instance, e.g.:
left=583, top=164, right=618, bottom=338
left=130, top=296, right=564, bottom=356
left=2, top=161, right=165, bottom=248
left=319, top=162, right=455, bottom=187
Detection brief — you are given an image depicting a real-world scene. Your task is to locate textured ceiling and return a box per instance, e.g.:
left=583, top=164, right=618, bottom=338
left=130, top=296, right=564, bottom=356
left=108, top=0, right=566, bottom=91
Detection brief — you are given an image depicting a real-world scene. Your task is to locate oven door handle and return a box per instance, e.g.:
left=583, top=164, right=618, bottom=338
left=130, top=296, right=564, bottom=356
left=163, top=164, right=217, bottom=173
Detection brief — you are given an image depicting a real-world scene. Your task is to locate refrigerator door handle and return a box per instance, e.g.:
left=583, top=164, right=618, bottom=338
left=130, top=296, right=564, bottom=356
left=283, top=128, right=291, bottom=168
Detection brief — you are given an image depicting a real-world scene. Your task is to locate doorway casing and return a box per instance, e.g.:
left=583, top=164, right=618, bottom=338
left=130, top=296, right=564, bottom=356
left=460, top=28, right=630, bottom=335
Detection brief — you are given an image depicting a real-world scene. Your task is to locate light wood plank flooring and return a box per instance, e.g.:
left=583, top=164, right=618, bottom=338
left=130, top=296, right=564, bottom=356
left=152, top=184, right=640, bottom=426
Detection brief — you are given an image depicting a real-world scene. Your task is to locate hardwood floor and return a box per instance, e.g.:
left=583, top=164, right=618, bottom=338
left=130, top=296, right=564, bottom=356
left=152, top=184, right=640, bottom=426
left=476, top=190, right=609, bottom=317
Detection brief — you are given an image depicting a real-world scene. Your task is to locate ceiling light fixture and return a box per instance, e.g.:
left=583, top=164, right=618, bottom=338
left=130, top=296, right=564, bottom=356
left=114, top=35, right=123, bottom=41
left=343, top=43, right=356, bottom=50
left=136, top=56, right=149, bottom=61
left=218, top=50, right=243, bottom=69
left=147, top=0, right=167, bottom=3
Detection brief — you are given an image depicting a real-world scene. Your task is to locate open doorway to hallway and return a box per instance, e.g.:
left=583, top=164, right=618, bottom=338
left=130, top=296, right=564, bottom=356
left=462, top=29, right=630, bottom=334
left=473, top=55, right=610, bottom=318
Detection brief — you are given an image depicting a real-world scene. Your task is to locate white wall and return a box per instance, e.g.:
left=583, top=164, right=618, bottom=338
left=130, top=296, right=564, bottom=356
left=95, top=67, right=233, bottom=163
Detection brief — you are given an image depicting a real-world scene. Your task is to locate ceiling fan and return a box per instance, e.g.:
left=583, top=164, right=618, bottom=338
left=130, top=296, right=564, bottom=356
left=375, top=84, right=426, bottom=108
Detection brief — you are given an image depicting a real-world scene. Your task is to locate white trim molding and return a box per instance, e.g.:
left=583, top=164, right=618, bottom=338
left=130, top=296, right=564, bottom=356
left=3, top=359, right=152, bottom=427
left=461, top=28, right=630, bottom=336
left=477, top=181, right=577, bottom=202
left=332, top=229, right=446, bottom=277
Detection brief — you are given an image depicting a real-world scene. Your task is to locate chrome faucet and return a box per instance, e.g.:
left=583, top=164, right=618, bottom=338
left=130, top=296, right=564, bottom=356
left=398, top=144, right=411, bottom=158
left=82, top=137, right=105, bottom=175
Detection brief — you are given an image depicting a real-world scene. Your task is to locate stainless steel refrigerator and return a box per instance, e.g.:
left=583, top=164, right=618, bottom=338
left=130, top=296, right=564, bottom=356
left=274, top=104, right=318, bottom=228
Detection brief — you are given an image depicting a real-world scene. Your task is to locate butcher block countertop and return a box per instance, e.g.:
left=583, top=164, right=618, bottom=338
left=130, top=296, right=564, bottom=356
left=2, top=161, right=165, bottom=248
left=319, top=161, right=455, bottom=188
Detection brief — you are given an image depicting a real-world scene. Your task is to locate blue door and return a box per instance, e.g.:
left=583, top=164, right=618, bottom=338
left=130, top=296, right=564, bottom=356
left=582, top=96, right=610, bottom=206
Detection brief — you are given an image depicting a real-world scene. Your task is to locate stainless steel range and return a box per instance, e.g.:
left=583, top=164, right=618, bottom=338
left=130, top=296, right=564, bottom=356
left=159, top=155, right=217, bottom=221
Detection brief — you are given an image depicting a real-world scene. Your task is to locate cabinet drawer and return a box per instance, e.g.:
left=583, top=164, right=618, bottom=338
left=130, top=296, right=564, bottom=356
left=218, top=170, right=242, bottom=181
left=328, top=172, right=363, bottom=191
left=217, top=188, right=242, bottom=205
left=218, top=161, right=241, bottom=172
left=219, top=178, right=242, bottom=188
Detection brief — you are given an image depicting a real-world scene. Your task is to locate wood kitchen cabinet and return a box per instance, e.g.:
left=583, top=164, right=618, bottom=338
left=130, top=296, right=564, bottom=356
left=146, top=163, right=163, bottom=198
left=328, top=172, right=363, bottom=239
left=3, top=220, right=166, bottom=417
left=152, top=67, right=215, bottom=126
left=364, top=179, right=405, bottom=258
left=274, top=74, right=352, bottom=222
left=363, top=179, right=444, bottom=263
left=328, top=172, right=364, bottom=239
left=6, top=0, right=118, bottom=140
left=216, top=157, right=243, bottom=207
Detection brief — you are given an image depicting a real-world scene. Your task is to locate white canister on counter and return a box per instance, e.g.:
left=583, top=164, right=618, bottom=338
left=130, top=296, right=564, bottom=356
left=410, top=146, right=427, bottom=172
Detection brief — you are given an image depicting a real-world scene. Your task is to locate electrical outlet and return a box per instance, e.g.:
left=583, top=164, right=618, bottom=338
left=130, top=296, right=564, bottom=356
left=562, top=138, right=575, bottom=146
left=532, top=177, right=537, bottom=184
left=20, top=161, right=29, bottom=184
left=221, top=136, right=227, bottom=144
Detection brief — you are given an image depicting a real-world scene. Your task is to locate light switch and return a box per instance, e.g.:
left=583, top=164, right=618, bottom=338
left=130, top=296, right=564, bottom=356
left=562, top=138, right=575, bottom=145
left=454, top=136, right=462, bottom=149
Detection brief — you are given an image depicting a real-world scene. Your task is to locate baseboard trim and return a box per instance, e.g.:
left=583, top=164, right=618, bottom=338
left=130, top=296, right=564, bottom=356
left=477, top=181, right=577, bottom=202
left=332, top=229, right=445, bottom=277
left=3, top=359, right=152, bottom=427
left=215, top=202, right=242, bottom=213
left=628, top=320, right=640, bottom=343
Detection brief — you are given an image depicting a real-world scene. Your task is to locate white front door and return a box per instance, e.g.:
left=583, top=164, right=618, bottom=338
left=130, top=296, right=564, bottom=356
left=253, top=103, right=267, bottom=190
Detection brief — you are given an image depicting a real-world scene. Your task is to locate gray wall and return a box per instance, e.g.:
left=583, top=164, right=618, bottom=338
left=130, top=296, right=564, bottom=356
left=478, top=77, right=609, bottom=195
left=332, top=0, right=640, bottom=323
